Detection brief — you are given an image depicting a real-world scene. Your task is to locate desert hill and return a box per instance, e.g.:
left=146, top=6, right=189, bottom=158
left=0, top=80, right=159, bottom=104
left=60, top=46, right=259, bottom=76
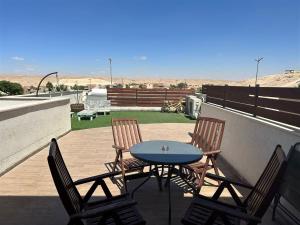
left=0, top=72, right=299, bottom=88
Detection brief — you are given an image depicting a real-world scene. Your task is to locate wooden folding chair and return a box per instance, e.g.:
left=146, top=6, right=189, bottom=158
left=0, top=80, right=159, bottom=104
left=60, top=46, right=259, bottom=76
left=48, top=138, right=146, bottom=225
left=181, top=117, right=225, bottom=192
left=111, top=118, right=149, bottom=191
left=182, top=145, right=287, bottom=225
left=272, top=142, right=300, bottom=223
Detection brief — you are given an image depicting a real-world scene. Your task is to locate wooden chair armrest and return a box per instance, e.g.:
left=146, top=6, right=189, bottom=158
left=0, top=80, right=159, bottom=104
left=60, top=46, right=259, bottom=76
left=70, top=199, right=137, bottom=220
left=86, top=194, right=129, bottom=207
left=112, top=145, right=125, bottom=150
left=112, top=145, right=129, bottom=153
left=206, top=173, right=253, bottom=189
left=196, top=194, right=244, bottom=210
left=74, top=171, right=121, bottom=185
left=192, top=197, right=261, bottom=223
left=203, top=150, right=221, bottom=156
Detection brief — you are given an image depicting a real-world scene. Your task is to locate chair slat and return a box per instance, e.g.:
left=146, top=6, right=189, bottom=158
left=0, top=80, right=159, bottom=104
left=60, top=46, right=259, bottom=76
left=245, top=145, right=287, bottom=218
left=191, top=117, right=225, bottom=153
left=48, top=139, right=83, bottom=215
left=112, top=118, right=142, bottom=151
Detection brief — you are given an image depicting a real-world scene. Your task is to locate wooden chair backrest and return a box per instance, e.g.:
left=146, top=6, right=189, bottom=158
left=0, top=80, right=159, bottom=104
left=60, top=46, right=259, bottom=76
left=111, top=118, right=143, bottom=151
left=48, top=138, right=82, bottom=216
left=245, top=145, right=287, bottom=218
left=191, top=117, right=225, bottom=153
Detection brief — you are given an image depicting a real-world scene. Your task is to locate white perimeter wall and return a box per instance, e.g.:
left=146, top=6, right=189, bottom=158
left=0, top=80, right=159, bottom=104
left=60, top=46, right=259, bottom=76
left=0, top=98, right=71, bottom=174
left=200, top=103, right=300, bottom=185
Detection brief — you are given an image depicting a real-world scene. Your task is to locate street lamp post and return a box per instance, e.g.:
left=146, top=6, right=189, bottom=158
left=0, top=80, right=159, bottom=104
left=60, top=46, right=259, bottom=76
left=109, top=58, right=112, bottom=86
left=36, top=72, right=58, bottom=96
left=254, top=57, right=263, bottom=86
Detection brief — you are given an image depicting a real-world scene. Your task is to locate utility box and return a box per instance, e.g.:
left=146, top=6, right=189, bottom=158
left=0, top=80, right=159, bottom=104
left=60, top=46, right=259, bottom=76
left=185, top=95, right=204, bottom=119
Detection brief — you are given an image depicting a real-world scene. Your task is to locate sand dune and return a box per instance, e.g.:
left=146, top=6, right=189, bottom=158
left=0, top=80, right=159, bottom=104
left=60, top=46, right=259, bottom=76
left=0, top=72, right=299, bottom=88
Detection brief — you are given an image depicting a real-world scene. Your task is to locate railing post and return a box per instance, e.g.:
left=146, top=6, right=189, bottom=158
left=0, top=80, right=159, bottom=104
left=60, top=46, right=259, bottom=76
left=136, top=89, right=138, bottom=106
left=253, top=84, right=259, bottom=117
left=223, top=85, right=228, bottom=108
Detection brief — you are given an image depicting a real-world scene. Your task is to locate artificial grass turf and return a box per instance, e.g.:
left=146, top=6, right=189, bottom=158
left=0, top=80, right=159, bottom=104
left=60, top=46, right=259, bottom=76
left=71, top=111, right=194, bottom=130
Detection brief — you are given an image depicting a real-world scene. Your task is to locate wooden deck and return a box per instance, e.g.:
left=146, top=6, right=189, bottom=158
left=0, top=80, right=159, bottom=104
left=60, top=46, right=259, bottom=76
left=0, top=124, right=287, bottom=225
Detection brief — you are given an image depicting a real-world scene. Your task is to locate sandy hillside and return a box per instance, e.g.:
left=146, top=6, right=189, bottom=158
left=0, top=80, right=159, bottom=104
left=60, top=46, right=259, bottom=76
left=0, top=72, right=299, bottom=87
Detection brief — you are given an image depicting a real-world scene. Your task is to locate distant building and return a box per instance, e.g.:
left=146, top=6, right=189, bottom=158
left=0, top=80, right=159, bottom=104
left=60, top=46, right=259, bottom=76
left=285, top=69, right=299, bottom=74
left=188, top=84, right=200, bottom=89
left=23, top=86, right=37, bottom=94
left=129, top=83, right=140, bottom=89
left=152, top=83, right=168, bottom=88
left=146, top=83, right=153, bottom=89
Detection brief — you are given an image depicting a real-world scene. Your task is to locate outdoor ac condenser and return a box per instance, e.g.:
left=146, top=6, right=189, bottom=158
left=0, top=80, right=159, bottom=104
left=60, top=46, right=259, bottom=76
left=185, top=95, right=203, bottom=119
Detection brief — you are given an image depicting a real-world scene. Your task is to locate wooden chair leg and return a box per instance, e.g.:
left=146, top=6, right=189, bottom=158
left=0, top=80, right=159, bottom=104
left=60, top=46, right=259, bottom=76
left=119, top=155, right=128, bottom=193
left=112, top=154, right=119, bottom=172
left=195, top=157, right=210, bottom=192
left=211, top=157, right=221, bottom=185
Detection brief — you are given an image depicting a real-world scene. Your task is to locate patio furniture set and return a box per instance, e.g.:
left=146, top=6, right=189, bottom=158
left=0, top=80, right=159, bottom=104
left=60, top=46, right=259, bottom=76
left=48, top=116, right=297, bottom=225
left=77, top=97, right=111, bottom=121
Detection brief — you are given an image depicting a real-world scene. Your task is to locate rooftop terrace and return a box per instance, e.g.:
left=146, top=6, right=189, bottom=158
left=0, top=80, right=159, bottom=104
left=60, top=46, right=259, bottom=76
left=0, top=123, right=289, bottom=225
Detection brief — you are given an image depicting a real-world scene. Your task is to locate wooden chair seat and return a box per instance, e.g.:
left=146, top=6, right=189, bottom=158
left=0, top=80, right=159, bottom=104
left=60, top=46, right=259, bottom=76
left=121, top=158, right=149, bottom=171
left=183, top=161, right=213, bottom=172
left=182, top=197, right=240, bottom=225
left=84, top=196, right=145, bottom=225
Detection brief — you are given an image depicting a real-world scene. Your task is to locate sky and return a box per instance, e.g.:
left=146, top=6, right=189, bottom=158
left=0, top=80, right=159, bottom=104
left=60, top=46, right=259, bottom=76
left=0, top=0, right=299, bottom=80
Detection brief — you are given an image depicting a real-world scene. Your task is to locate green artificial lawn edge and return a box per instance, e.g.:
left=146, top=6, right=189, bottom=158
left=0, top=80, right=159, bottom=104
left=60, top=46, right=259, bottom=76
left=71, top=111, right=195, bottom=130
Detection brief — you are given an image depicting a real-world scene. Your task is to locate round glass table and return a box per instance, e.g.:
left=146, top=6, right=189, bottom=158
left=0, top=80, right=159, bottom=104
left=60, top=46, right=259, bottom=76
left=131, top=140, right=203, bottom=165
left=130, top=140, right=203, bottom=224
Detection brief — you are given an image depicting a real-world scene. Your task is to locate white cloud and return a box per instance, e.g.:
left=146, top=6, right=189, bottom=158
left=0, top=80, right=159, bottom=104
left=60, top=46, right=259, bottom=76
left=134, top=55, right=148, bottom=61
left=139, top=56, right=147, bottom=60
left=11, top=56, right=25, bottom=61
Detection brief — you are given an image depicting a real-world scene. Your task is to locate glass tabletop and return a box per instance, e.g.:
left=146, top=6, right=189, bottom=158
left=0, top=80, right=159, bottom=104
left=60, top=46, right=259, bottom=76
left=130, top=140, right=203, bottom=165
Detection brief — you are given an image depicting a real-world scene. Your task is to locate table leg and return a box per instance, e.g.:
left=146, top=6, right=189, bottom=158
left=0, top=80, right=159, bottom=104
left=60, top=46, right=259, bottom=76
left=167, top=165, right=174, bottom=225
left=154, top=165, right=162, bottom=191
left=131, top=165, right=161, bottom=198
left=131, top=174, right=152, bottom=198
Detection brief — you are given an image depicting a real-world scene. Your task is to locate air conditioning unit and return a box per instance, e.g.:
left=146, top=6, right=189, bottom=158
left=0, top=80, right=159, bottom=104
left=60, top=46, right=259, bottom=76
left=185, top=95, right=204, bottom=119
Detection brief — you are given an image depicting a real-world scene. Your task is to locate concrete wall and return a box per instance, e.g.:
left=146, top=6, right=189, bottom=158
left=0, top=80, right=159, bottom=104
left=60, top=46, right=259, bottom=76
left=0, top=97, right=71, bottom=175
left=200, top=103, right=300, bottom=185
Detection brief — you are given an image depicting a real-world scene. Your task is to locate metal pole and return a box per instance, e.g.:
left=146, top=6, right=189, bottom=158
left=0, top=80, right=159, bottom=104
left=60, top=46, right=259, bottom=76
left=76, top=81, right=79, bottom=104
left=36, top=72, right=58, bottom=96
left=109, top=58, right=112, bottom=86
left=254, top=57, right=263, bottom=86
